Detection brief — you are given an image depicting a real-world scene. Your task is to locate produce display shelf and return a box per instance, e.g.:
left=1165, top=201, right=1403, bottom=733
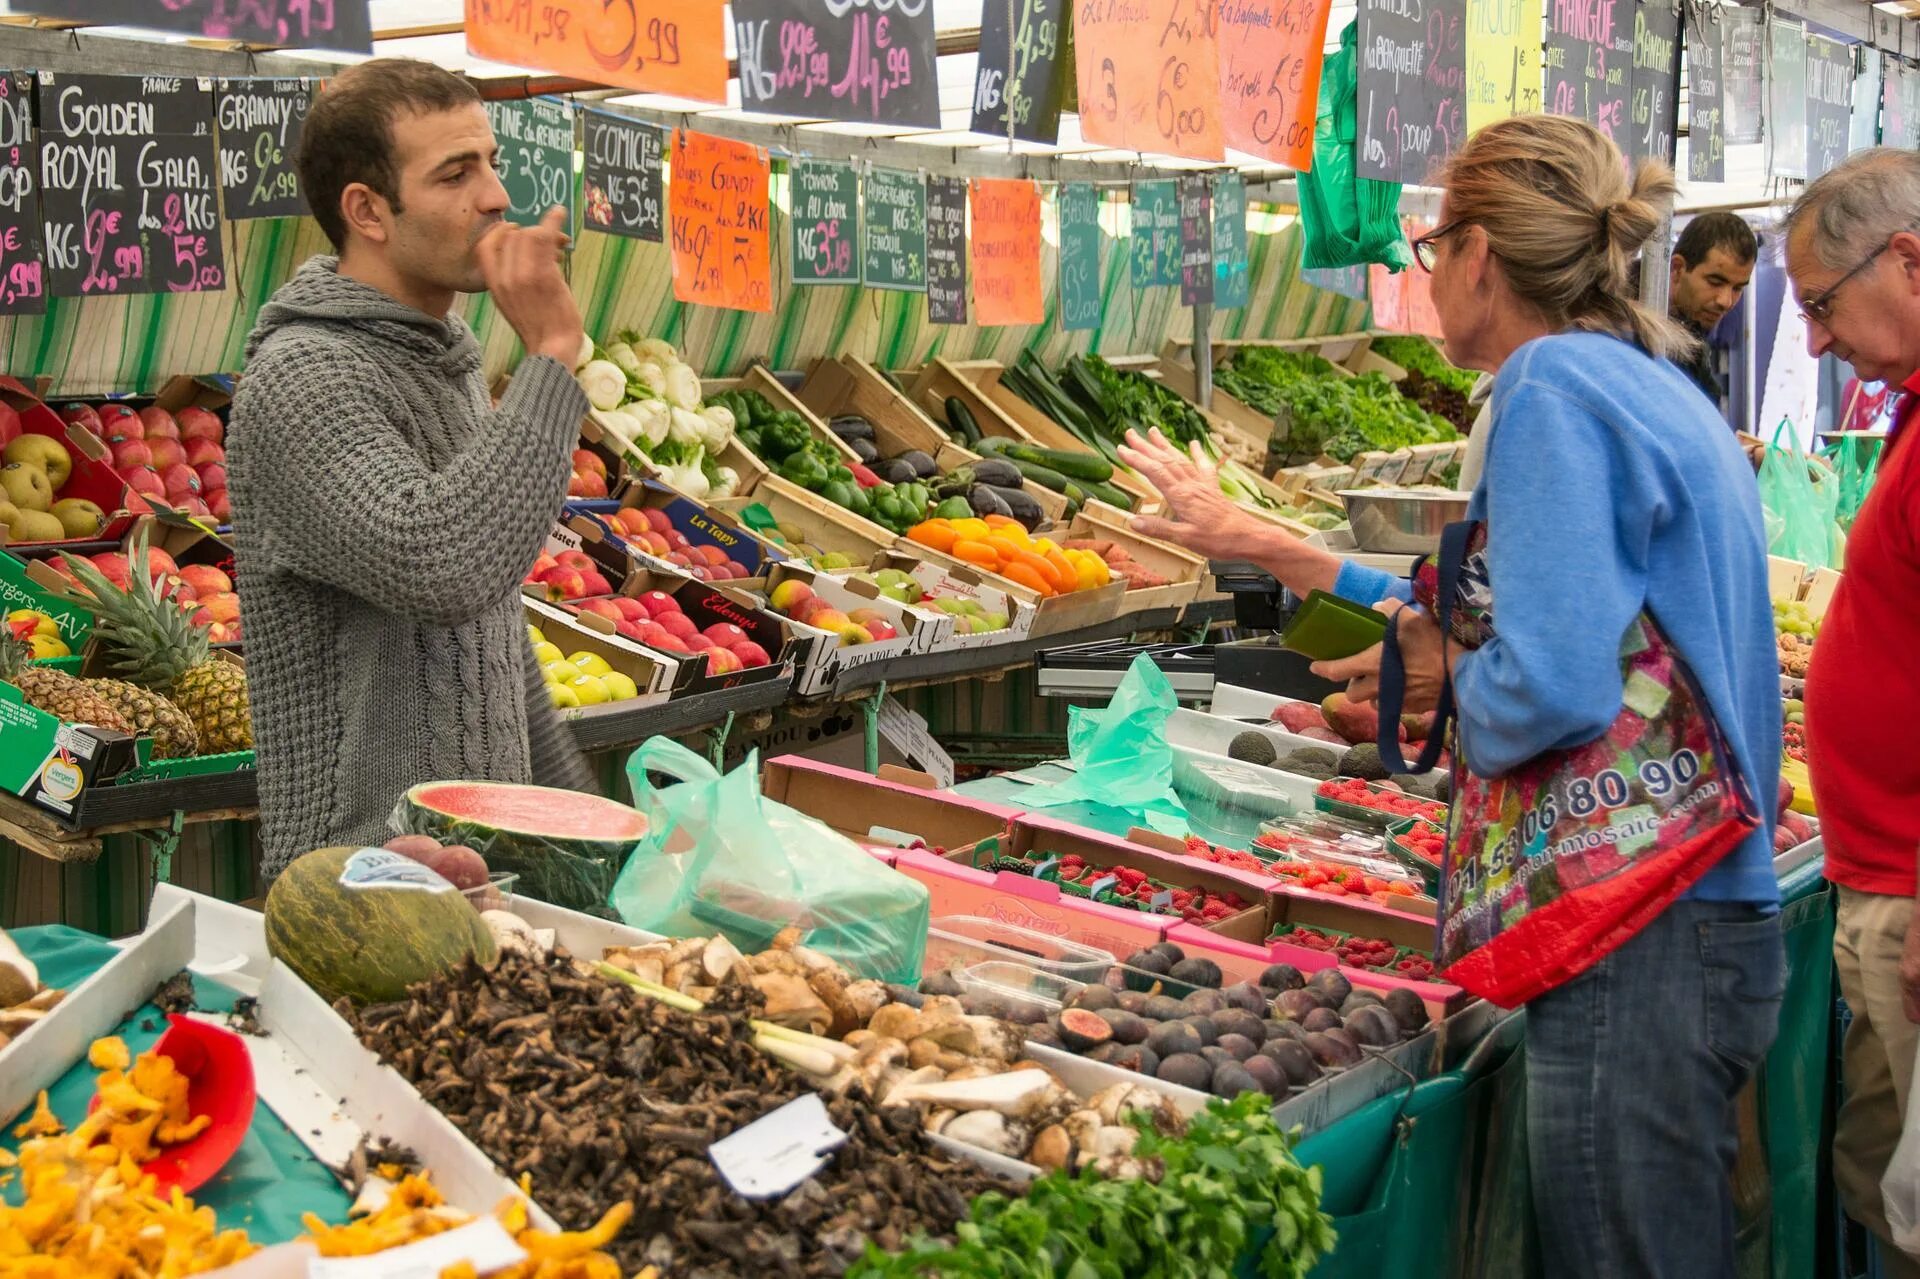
left=561, top=675, right=796, bottom=751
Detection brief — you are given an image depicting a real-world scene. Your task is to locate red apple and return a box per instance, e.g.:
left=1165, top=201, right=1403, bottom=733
left=178, top=564, right=232, bottom=595
left=88, top=552, right=133, bottom=590
left=571, top=448, right=607, bottom=479
left=683, top=633, right=716, bottom=651
left=184, top=439, right=225, bottom=467
left=100, top=405, right=143, bottom=443
left=146, top=438, right=186, bottom=470
left=652, top=634, right=691, bottom=654
left=138, top=406, right=179, bottom=440
left=569, top=470, right=609, bottom=499
left=635, top=620, right=672, bottom=646
left=579, top=598, right=622, bottom=622
left=170, top=580, right=200, bottom=605
left=578, top=570, right=613, bottom=596
left=538, top=567, right=587, bottom=600
left=658, top=612, right=698, bottom=639
left=730, top=641, right=771, bottom=668
left=199, top=592, right=241, bottom=624
left=615, top=620, right=645, bottom=640
left=638, top=590, right=679, bottom=616
left=611, top=507, right=649, bottom=535
left=173, top=493, right=211, bottom=517
left=204, top=488, right=232, bottom=523
left=555, top=550, right=596, bottom=574
left=664, top=530, right=691, bottom=551
left=177, top=406, right=223, bottom=444
left=863, top=619, right=900, bottom=642
left=111, top=439, right=154, bottom=469
left=643, top=508, right=672, bottom=534
left=57, top=403, right=99, bottom=439
left=197, top=462, right=227, bottom=493
left=525, top=552, right=560, bottom=582
left=704, top=647, right=743, bottom=675
left=161, top=462, right=201, bottom=498
left=611, top=597, right=650, bottom=622
left=121, top=466, right=165, bottom=498
left=703, top=622, right=749, bottom=649
left=642, top=532, right=672, bottom=557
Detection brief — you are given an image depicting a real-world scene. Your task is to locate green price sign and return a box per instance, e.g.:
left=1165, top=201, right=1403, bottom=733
left=1130, top=179, right=1180, bottom=288
left=790, top=159, right=859, bottom=285
left=862, top=166, right=927, bottom=292
left=1212, top=174, right=1249, bottom=310
left=486, top=97, right=576, bottom=230
left=1058, top=182, right=1102, bottom=331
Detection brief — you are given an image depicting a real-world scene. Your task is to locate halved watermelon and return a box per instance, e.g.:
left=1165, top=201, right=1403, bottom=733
left=395, top=781, right=649, bottom=909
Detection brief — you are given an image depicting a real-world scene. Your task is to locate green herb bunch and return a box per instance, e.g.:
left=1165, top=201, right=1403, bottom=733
left=1222, top=347, right=1458, bottom=465
left=851, top=1094, right=1337, bottom=1279
left=1368, top=336, right=1479, bottom=398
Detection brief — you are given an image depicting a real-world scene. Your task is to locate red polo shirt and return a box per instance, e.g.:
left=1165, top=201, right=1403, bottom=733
left=1807, top=375, right=1920, bottom=896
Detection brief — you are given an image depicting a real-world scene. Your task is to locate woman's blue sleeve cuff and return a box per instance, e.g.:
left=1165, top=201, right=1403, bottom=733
left=1333, top=559, right=1408, bottom=605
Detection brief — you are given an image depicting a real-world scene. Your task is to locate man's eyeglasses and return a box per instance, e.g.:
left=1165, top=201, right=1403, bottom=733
left=1799, top=226, right=1918, bottom=324
left=1411, top=220, right=1468, bottom=272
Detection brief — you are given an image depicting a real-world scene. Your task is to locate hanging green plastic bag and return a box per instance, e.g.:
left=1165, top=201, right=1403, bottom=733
left=1758, top=419, right=1843, bottom=569
left=1824, top=432, right=1883, bottom=531
left=611, top=740, right=930, bottom=984
left=1297, top=20, right=1413, bottom=271
left=1024, top=653, right=1188, bottom=834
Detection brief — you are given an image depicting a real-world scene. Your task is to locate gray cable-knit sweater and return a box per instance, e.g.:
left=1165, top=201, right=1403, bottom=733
left=229, top=256, right=594, bottom=878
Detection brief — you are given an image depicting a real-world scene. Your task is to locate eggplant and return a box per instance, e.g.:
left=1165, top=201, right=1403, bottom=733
left=877, top=457, right=920, bottom=484
left=849, top=436, right=881, bottom=464
left=969, top=457, right=1023, bottom=488
left=968, top=485, right=1014, bottom=518
left=983, top=484, right=1045, bottom=531
left=898, top=449, right=938, bottom=479
left=830, top=415, right=876, bottom=441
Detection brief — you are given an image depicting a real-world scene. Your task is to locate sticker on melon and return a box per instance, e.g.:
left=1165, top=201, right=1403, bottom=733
left=394, top=780, right=649, bottom=910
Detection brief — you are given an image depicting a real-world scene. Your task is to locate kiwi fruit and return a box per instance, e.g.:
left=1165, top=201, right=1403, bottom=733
left=1156, top=1052, right=1213, bottom=1091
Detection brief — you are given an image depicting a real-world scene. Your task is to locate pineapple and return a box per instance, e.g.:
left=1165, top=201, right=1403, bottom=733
left=0, top=633, right=135, bottom=735
left=83, top=676, right=200, bottom=759
left=58, top=531, right=253, bottom=754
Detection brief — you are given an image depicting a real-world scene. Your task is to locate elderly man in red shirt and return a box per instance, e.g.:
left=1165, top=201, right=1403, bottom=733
left=1787, top=147, right=1920, bottom=1274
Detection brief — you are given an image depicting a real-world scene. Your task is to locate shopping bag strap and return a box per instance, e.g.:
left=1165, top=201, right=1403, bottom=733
left=1375, top=519, right=1472, bottom=776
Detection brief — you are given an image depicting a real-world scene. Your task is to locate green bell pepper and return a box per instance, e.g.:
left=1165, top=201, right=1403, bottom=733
left=822, top=479, right=858, bottom=510
left=779, top=452, right=831, bottom=491
left=762, top=416, right=814, bottom=462
left=932, top=495, right=973, bottom=520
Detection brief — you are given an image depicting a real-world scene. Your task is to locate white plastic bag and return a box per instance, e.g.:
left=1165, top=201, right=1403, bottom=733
left=1881, top=1038, right=1920, bottom=1253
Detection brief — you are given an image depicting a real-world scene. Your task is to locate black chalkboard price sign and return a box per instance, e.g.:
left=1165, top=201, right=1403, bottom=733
left=487, top=97, right=576, bottom=229
left=215, top=79, right=310, bottom=220
left=1178, top=172, right=1212, bottom=306
left=0, top=72, right=46, bottom=316
left=582, top=110, right=664, bottom=241
left=1545, top=0, right=1633, bottom=152
left=1721, top=5, right=1763, bottom=145
left=971, top=0, right=1067, bottom=143
left=1356, top=0, right=1468, bottom=184
left=1628, top=0, right=1679, bottom=163
left=13, top=0, right=371, bottom=53
left=1684, top=1, right=1724, bottom=182
left=1769, top=19, right=1808, bottom=181
left=926, top=174, right=967, bottom=324
left=36, top=73, right=225, bottom=299
left=1805, top=34, right=1854, bottom=179
left=734, top=0, right=942, bottom=128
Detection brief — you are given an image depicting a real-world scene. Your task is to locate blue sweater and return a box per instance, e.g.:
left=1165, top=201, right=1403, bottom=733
left=1335, top=333, right=1780, bottom=906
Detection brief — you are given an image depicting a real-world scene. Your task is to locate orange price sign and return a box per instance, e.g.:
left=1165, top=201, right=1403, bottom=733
left=1072, top=0, right=1225, bottom=161
left=1368, top=261, right=1407, bottom=331
left=669, top=129, right=772, bottom=313
left=1219, top=0, right=1331, bottom=169
left=969, top=178, right=1042, bottom=327
left=465, top=0, right=727, bottom=102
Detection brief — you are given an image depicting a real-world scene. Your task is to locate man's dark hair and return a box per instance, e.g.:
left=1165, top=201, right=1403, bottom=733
left=1674, top=212, right=1760, bottom=269
left=297, top=59, right=481, bottom=252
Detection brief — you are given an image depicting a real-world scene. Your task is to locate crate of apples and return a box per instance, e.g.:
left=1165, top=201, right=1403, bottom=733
left=766, top=579, right=900, bottom=646
left=602, top=506, right=754, bottom=581
left=527, top=623, right=643, bottom=708
left=523, top=549, right=614, bottom=602
left=569, top=592, right=771, bottom=673
left=52, top=545, right=243, bottom=642
left=79, top=403, right=229, bottom=523
left=566, top=448, right=610, bottom=499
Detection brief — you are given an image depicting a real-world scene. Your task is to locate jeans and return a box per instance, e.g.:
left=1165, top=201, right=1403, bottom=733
left=1526, top=899, right=1785, bottom=1279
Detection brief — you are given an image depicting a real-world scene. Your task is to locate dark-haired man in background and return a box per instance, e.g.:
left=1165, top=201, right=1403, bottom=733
left=1668, top=212, right=1760, bottom=411
left=228, top=59, right=593, bottom=880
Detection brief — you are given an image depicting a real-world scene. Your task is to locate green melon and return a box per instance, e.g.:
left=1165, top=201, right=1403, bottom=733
left=265, top=846, right=498, bottom=1005
left=396, top=780, right=650, bottom=910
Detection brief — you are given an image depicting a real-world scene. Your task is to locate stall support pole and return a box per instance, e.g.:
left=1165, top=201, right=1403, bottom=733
left=1641, top=211, right=1673, bottom=315
left=135, top=811, right=186, bottom=889
left=706, top=711, right=736, bottom=770
left=1192, top=301, right=1214, bottom=408
left=861, top=682, right=889, bottom=773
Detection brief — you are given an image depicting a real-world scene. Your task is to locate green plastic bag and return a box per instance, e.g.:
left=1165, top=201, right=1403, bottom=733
left=1822, top=432, right=1883, bottom=531
left=1758, top=419, right=1844, bottom=569
left=1297, top=20, right=1414, bottom=272
left=1023, top=653, right=1189, bottom=835
left=611, top=740, right=930, bottom=984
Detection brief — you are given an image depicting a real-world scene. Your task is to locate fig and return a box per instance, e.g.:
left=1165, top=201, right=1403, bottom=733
left=1265, top=1018, right=1306, bottom=1043
left=1182, top=989, right=1227, bottom=1018
left=1144, top=995, right=1187, bottom=1022
left=1243, top=1054, right=1289, bottom=1096
left=1003, top=1000, right=1047, bottom=1025
left=1340, top=990, right=1385, bottom=1017
left=1122, top=951, right=1172, bottom=989
left=1212, top=1009, right=1267, bottom=1043
left=1259, top=963, right=1306, bottom=992
left=1345, top=1005, right=1400, bottom=1048
left=1211, top=1061, right=1260, bottom=1099
left=1182, top=1015, right=1219, bottom=1046
left=1156, top=1052, right=1213, bottom=1091
left=1147, top=1022, right=1203, bottom=1059
left=1216, top=1032, right=1259, bottom=1062
left=1058, top=1008, right=1115, bottom=1053
left=1115, top=991, right=1151, bottom=1015
left=1305, top=1030, right=1362, bottom=1069
left=920, top=970, right=964, bottom=997
left=1274, top=990, right=1322, bottom=1022
left=1169, top=957, right=1224, bottom=989
left=1385, top=988, right=1430, bottom=1033
left=1070, top=985, right=1117, bottom=1011
left=1302, top=1007, right=1342, bottom=1033
left=1087, top=1041, right=1127, bottom=1064
left=1115, top=1045, right=1160, bottom=1076
left=1151, top=942, right=1187, bottom=964
left=1221, top=982, right=1270, bottom=1016
left=1201, top=1046, right=1232, bottom=1067
left=1264, top=1038, right=1322, bottom=1085
left=1306, top=969, right=1353, bottom=1007
left=1026, top=1024, right=1064, bottom=1049
left=1097, top=1009, right=1151, bottom=1045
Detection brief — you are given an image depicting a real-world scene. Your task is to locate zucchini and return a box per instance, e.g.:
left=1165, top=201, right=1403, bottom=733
left=944, top=396, right=983, bottom=446
left=1006, top=459, right=1074, bottom=492
left=1000, top=442, right=1114, bottom=483
left=1077, top=480, right=1135, bottom=511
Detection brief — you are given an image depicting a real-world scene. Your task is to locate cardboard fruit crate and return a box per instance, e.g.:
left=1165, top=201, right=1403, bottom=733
left=711, top=472, right=898, bottom=564
left=893, top=533, right=1127, bottom=638
left=575, top=478, right=787, bottom=586
left=760, top=754, right=1018, bottom=856
left=761, top=561, right=945, bottom=695
left=1063, top=503, right=1208, bottom=615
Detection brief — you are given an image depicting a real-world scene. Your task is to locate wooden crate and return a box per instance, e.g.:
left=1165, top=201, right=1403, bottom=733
left=1162, top=332, right=1379, bottom=375
left=1064, top=504, right=1207, bottom=615
left=705, top=366, right=863, bottom=466
left=894, top=535, right=1128, bottom=638
left=712, top=474, right=897, bottom=561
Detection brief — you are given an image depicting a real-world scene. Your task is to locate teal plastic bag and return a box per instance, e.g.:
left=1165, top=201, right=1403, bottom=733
left=1758, top=419, right=1844, bottom=569
left=1822, top=433, right=1883, bottom=531
left=611, top=740, right=930, bottom=984
left=1023, top=653, right=1189, bottom=835
left=1297, top=20, right=1414, bottom=272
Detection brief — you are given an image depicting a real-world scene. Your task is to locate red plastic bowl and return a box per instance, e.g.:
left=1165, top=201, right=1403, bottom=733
left=86, top=1014, right=256, bottom=1195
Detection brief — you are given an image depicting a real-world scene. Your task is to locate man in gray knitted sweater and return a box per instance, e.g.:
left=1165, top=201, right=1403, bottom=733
left=229, top=60, right=594, bottom=878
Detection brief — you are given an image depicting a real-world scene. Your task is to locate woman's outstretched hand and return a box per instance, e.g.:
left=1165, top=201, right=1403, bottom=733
left=1118, top=428, right=1255, bottom=561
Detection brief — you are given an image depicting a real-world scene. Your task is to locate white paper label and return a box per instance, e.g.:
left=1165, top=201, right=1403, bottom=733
left=708, top=1094, right=849, bottom=1198
left=337, top=848, right=454, bottom=893
left=306, top=1218, right=525, bottom=1279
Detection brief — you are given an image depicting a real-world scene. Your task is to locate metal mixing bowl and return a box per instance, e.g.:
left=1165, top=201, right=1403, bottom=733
left=1337, top=489, right=1471, bottom=554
